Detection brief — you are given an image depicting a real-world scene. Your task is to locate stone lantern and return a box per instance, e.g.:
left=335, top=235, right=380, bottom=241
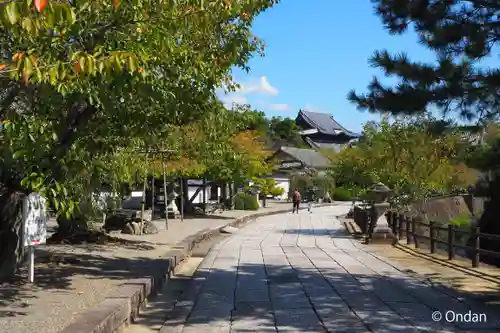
left=166, top=184, right=180, bottom=216
left=367, top=182, right=397, bottom=244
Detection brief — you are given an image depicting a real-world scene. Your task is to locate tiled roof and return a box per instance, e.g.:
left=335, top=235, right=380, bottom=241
left=298, top=110, right=360, bottom=137
left=279, top=146, right=331, bottom=168
left=304, top=137, right=347, bottom=152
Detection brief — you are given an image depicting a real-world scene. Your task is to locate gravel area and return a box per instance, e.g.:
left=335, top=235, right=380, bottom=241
left=0, top=202, right=291, bottom=333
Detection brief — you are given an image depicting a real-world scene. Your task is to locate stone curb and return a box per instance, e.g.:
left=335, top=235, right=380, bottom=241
left=59, top=203, right=338, bottom=333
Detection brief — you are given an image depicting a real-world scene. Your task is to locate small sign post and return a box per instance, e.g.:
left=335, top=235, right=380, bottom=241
left=22, top=193, right=48, bottom=283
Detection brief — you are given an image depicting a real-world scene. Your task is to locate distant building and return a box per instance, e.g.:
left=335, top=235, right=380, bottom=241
left=295, top=109, right=361, bottom=151
left=265, top=146, right=332, bottom=199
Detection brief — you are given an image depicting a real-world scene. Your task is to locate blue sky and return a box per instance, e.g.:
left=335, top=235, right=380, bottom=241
left=217, top=1, right=440, bottom=133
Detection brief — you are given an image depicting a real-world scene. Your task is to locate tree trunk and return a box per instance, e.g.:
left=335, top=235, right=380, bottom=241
left=0, top=189, right=26, bottom=281
left=228, top=183, right=234, bottom=210
left=181, top=177, right=194, bottom=214
left=221, top=183, right=227, bottom=202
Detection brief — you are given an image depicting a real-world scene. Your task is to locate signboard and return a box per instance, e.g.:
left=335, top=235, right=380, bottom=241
left=278, top=161, right=303, bottom=169
left=23, top=193, right=48, bottom=247
left=131, top=191, right=143, bottom=197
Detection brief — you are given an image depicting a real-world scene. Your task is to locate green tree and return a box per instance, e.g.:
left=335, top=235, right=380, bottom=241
left=347, top=0, right=500, bottom=261
left=145, top=106, right=272, bottom=212
left=250, top=177, right=284, bottom=206
left=311, top=174, right=335, bottom=199
left=0, top=0, right=279, bottom=279
left=268, top=116, right=305, bottom=147
left=348, top=1, right=499, bottom=123
left=329, top=117, right=475, bottom=203
left=289, top=174, right=312, bottom=198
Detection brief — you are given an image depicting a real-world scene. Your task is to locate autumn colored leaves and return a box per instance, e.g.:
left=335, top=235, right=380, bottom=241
left=34, top=0, right=47, bottom=12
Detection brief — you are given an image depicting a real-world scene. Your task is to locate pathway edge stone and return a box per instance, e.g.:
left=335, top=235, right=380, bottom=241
left=58, top=202, right=337, bottom=333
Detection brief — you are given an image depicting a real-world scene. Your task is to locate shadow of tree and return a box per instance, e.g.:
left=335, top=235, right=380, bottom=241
left=177, top=215, right=235, bottom=221
left=3, top=225, right=500, bottom=332
left=0, top=237, right=166, bottom=319
left=0, top=280, right=34, bottom=317
left=152, top=260, right=500, bottom=332
left=277, top=229, right=355, bottom=239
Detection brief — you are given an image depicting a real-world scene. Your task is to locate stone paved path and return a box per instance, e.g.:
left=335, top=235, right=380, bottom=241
left=0, top=202, right=292, bottom=333
left=159, top=205, right=500, bottom=333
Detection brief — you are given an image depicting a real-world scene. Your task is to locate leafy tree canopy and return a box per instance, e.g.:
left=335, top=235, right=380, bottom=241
left=144, top=105, right=272, bottom=183
left=0, top=0, right=280, bottom=218
left=348, top=0, right=500, bottom=125
left=268, top=116, right=304, bottom=145
left=329, top=117, right=477, bottom=202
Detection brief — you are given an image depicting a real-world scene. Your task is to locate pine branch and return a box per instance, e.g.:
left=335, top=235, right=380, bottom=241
left=350, top=1, right=500, bottom=122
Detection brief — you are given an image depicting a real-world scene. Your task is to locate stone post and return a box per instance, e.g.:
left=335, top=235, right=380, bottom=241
left=367, top=182, right=397, bottom=245
left=167, top=185, right=180, bottom=218
left=250, top=184, right=262, bottom=208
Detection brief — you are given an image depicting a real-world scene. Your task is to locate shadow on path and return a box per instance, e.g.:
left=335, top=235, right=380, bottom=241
left=175, top=215, right=235, bottom=221
left=278, top=229, right=354, bottom=239
left=0, top=238, right=168, bottom=319
left=156, top=260, right=500, bottom=332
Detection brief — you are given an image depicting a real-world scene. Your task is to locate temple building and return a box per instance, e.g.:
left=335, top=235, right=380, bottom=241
left=295, top=109, right=360, bottom=151
left=265, top=146, right=332, bottom=199
left=260, top=110, right=360, bottom=199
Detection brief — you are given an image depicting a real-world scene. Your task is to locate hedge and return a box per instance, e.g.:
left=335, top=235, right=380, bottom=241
left=332, top=187, right=352, bottom=201
left=234, top=193, right=259, bottom=210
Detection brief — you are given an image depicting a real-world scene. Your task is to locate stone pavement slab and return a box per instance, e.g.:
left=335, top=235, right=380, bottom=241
left=154, top=204, right=500, bottom=333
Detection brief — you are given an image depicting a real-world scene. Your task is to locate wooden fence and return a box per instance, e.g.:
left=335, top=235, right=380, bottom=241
left=385, top=210, right=500, bottom=268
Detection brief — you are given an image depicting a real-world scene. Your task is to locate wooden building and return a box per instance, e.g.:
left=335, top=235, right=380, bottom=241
left=265, top=146, right=331, bottom=199
left=295, top=109, right=360, bottom=151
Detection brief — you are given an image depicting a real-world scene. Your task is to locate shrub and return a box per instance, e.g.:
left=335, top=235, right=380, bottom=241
left=449, top=213, right=472, bottom=228
left=269, top=186, right=285, bottom=197
left=234, top=193, right=259, bottom=210
left=234, top=194, right=245, bottom=210
left=244, top=195, right=259, bottom=210
left=332, top=187, right=352, bottom=201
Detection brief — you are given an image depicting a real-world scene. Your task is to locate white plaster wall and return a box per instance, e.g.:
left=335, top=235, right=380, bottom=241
left=251, top=177, right=290, bottom=200
left=274, top=178, right=290, bottom=200
left=187, top=185, right=212, bottom=204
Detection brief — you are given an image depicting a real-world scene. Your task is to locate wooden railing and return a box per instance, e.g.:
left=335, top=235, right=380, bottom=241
left=385, top=210, right=500, bottom=268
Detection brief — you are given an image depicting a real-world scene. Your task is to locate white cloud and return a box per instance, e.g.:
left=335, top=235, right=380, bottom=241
left=217, top=76, right=280, bottom=110
left=238, top=76, right=279, bottom=96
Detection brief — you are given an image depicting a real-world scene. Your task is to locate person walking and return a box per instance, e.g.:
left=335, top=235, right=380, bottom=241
left=306, top=188, right=315, bottom=213
left=292, top=188, right=301, bottom=214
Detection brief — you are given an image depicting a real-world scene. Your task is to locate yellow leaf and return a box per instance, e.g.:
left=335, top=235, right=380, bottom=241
left=79, top=56, right=86, bottom=72
left=22, top=57, right=33, bottom=85
left=6, top=2, right=19, bottom=25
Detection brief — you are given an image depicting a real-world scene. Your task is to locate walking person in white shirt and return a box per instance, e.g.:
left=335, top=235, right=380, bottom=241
left=306, top=188, right=315, bottom=213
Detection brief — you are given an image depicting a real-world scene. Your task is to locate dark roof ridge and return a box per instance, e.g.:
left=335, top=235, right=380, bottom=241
left=299, top=109, right=354, bottom=135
